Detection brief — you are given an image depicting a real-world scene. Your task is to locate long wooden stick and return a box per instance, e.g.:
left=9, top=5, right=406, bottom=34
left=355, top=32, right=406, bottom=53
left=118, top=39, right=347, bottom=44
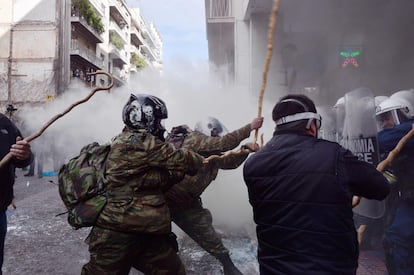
left=254, top=0, right=281, bottom=144
left=354, top=123, right=414, bottom=244
left=352, top=123, right=414, bottom=208
left=376, top=123, right=414, bottom=172
left=0, top=71, right=114, bottom=169
left=204, top=1, right=280, bottom=164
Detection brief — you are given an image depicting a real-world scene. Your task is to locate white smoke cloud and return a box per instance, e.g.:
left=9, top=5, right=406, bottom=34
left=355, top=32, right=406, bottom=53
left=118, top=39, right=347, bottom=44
left=19, top=59, right=277, bottom=232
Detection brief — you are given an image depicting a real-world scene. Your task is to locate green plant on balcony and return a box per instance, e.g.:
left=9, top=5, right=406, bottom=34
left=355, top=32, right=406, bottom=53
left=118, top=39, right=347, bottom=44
left=72, top=0, right=104, bottom=34
left=131, top=53, right=147, bottom=71
left=110, top=31, right=124, bottom=50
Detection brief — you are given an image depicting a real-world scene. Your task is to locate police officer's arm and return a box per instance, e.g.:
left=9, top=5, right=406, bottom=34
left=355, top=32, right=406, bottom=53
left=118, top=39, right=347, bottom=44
left=342, top=149, right=390, bottom=200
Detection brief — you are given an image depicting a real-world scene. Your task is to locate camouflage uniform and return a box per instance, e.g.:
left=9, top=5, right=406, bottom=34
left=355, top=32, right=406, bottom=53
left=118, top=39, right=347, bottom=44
left=82, top=127, right=204, bottom=275
left=165, top=124, right=251, bottom=264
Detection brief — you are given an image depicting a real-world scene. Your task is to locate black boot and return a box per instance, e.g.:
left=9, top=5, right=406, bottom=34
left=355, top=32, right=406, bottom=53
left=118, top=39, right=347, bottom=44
left=216, top=253, right=243, bottom=275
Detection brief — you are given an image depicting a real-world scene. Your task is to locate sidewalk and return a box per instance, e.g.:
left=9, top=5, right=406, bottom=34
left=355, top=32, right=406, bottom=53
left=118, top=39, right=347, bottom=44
left=357, top=249, right=388, bottom=275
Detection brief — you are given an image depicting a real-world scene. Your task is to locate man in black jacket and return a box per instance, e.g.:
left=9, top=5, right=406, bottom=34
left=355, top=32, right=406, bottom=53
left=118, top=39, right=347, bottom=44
left=243, top=94, right=390, bottom=275
left=0, top=113, right=33, bottom=273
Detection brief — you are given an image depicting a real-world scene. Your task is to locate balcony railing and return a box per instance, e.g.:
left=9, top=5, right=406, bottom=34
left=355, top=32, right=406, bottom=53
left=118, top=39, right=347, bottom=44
left=109, top=0, right=130, bottom=27
left=70, top=10, right=103, bottom=44
left=130, top=26, right=145, bottom=47
left=140, top=44, right=158, bottom=62
left=70, top=39, right=104, bottom=68
left=109, top=44, right=128, bottom=66
left=208, top=0, right=232, bottom=18
left=109, top=20, right=129, bottom=43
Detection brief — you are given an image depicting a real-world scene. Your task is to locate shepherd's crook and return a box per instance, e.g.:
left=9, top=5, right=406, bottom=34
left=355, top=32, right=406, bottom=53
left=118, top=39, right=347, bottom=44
left=0, top=70, right=114, bottom=169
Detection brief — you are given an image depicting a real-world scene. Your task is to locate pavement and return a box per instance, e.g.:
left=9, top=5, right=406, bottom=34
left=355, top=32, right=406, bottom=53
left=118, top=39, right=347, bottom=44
left=357, top=249, right=388, bottom=275
left=3, top=169, right=390, bottom=275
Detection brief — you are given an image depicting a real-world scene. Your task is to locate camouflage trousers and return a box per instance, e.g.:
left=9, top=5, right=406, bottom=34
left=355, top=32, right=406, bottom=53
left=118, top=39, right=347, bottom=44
left=170, top=201, right=229, bottom=257
left=81, top=226, right=185, bottom=275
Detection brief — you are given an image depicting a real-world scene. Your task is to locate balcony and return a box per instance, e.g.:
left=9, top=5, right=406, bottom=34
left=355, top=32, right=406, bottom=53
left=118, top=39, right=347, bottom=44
left=140, top=44, right=158, bottom=62
left=141, top=27, right=156, bottom=47
left=109, top=0, right=130, bottom=28
left=207, top=0, right=234, bottom=23
left=71, top=11, right=103, bottom=44
left=88, top=0, right=105, bottom=17
left=243, top=0, right=274, bottom=19
left=130, top=45, right=145, bottom=58
left=109, top=45, right=128, bottom=67
left=111, top=67, right=127, bottom=86
left=109, top=20, right=129, bottom=44
left=70, top=39, right=104, bottom=69
left=130, top=26, right=144, bottom=47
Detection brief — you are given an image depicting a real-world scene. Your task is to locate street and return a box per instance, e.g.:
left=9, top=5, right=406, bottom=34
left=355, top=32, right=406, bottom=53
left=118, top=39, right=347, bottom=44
left=3, top=169, right=388, bottom=274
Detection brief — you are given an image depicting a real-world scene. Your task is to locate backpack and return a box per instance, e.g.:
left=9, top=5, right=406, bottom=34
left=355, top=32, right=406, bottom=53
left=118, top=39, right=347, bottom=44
left=58, top=142, right=111, bottom=229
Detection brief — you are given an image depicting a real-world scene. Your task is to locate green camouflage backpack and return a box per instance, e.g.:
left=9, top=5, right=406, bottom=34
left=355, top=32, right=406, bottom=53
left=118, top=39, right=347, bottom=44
left=58, top=142, right=111, bottom=229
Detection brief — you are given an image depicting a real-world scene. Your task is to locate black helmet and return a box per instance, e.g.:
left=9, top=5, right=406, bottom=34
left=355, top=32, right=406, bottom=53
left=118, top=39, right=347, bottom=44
left=122, top=94, right=168, bottom=140
left=194, top=117, right=229, bottom=137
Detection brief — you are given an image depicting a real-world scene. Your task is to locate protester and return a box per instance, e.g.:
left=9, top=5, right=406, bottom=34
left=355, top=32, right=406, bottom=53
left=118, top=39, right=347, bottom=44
left=24, top=151, right=43, bottom=178
left=243, top=94, right=390, bottom=274
left=81, top=94, right=205, bottom=275
left=165, top=116, right=263, bottom=275
left=375, top=95, right=414, bottom=275
left=0, top=112, right=33, bottom=274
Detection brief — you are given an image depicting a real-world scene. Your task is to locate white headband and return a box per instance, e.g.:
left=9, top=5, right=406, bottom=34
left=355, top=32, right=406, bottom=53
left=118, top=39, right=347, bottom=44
left=275, top=112, right=321, bottom=126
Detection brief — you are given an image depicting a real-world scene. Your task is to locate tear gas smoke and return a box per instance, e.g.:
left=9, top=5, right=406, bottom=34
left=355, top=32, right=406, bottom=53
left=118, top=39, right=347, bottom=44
left=19, top=59, right=278, bottom=234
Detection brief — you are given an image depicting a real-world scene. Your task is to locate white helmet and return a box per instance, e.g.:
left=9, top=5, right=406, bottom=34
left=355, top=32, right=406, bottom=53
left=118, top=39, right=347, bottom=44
left=333, top=96, right=345, bottom=108
left=194, top=117, right=229, bottom=137
left=374, top=96, right=388, bottom=107
left=390, top=89, right=414, bottom=107
left=375, top=97, right=414, bottom=130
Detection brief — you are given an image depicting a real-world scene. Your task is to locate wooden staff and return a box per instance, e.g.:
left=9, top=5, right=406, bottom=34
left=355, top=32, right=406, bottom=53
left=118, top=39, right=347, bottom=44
left=0, top=70, right=114, bottom=169
left=254, top=0, right=281, bottom=145
left=204, top=0, right=280, bottom=164
left=352, top=123, right=414, bottom=208
left=353, top=123, right=414, bottom=243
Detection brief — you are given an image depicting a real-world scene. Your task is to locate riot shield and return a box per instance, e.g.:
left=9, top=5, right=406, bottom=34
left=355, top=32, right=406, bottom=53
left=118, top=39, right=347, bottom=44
left=341, top=87, right=385, bottom=219
left=333, top=97, right=346, bottom=144
left=316, top=106, right=336, bottom=142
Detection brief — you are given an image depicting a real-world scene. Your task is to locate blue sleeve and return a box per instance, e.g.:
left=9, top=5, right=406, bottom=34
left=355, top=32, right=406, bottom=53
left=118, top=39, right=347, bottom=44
left=342, top=149, right=390, bottom=200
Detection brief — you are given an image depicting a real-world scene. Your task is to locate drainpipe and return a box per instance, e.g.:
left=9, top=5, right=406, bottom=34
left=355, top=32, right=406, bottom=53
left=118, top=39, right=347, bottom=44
left=7, top=26, right=13, bottom=102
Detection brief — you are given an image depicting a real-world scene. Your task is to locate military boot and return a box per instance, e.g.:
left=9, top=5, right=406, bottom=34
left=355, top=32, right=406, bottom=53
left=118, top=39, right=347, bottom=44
left=216, top=253, right=243, bottom=275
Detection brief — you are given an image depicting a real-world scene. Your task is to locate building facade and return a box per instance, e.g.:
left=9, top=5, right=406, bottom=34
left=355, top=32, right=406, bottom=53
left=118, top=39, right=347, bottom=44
left=0, top=0, right=162, bottom=110
left=205, top=0, right=414, bottom=104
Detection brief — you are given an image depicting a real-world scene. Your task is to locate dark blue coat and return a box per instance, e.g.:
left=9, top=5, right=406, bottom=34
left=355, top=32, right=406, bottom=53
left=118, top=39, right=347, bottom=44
left=243, top=133, right=390, bottom=275
left=378, top=120, right=414, bottom=200
left=377, top=120, right=414, bottom=156
left=0, top=114, right=33, bottom=211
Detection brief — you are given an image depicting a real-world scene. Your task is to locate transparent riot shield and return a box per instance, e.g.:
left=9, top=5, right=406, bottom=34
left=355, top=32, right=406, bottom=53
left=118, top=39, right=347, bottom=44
left=317, top=106, right=337, bottom=142
left=333, top=97, right=346, bottom=144
left=341, top=87, right=385, bottom=219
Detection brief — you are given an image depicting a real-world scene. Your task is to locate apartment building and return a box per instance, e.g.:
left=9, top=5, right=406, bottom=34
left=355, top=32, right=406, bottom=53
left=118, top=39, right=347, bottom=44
left=205, top=0, right=414, bottom=104
left=129, top=8, right=163, bottom=73
left=0, top=0, right=163, bottom=110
